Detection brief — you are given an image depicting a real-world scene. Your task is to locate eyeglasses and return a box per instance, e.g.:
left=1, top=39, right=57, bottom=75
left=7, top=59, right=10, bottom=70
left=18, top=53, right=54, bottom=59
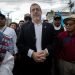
left=65, top=23, right=75, bottom=27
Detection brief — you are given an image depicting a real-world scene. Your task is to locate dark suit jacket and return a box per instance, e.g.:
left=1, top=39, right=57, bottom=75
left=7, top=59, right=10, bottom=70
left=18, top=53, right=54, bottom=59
left=17, top=21, right=56, bottom=64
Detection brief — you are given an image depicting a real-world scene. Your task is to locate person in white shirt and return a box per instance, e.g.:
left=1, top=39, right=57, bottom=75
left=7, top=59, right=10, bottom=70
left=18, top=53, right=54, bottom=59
left=17, top=3, right=56, bottom=75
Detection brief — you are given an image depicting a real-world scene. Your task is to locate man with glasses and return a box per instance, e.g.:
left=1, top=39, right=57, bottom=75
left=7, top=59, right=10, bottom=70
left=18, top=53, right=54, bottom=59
left=56, top=15, right=75, bottom=75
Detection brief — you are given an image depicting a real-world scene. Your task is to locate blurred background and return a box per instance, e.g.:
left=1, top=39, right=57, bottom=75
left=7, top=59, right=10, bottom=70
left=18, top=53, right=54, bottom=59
left=0, top=0, right=75, bottom=24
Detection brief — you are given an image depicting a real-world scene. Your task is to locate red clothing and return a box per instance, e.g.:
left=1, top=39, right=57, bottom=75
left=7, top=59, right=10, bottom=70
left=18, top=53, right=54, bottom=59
left=57, top=31, right=75, bottom=62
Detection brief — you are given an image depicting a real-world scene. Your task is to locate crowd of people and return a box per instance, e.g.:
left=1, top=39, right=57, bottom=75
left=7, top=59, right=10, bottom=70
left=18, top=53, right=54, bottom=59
left=0, top=3, right=75, bottom=75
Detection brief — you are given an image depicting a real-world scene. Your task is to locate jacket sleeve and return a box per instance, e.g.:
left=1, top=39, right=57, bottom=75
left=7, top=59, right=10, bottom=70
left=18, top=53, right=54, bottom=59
left=16, top=24, right=30, bottom=56
left=45, top=24, right=58, bottom=57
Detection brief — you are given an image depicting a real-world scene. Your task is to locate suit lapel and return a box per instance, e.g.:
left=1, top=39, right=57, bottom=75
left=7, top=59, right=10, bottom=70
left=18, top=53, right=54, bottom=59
left=29, top=22, right=36, bottom=43
left=42, top=23, right=47, bottom=49
left=42, top=23, right=47, bottom=38
left=30, top=23, right=35, bottom=37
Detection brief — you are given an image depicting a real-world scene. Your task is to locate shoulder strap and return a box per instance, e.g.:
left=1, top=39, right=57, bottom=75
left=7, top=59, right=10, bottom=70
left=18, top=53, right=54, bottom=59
left=2, top=27, right=7, bottom=33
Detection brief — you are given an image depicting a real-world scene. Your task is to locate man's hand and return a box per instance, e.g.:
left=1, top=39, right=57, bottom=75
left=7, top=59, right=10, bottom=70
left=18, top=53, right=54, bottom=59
left=32, top=51, right=46, bottom=62
left=43, top=49, right=49, bottom=57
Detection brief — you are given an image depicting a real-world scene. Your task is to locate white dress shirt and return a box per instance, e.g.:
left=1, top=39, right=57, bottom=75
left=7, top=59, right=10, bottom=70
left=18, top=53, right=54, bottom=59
left=28, top=23, right=42, bottom=57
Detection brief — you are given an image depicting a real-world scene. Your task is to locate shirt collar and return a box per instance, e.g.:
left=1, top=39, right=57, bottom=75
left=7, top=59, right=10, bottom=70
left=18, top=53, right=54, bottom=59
left=32, top=20, right=42, bottom=26
left=53, top=24, right=61, bottom=30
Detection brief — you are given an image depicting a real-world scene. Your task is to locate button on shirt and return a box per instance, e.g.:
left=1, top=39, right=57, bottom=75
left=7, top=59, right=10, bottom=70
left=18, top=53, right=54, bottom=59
left=35, top=23, right=42, bottom=51
left=28, top=23, right=42, bottom=57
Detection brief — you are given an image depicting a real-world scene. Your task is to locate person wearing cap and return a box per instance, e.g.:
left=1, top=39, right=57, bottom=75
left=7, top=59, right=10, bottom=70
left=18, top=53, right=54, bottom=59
left=53, top=15, right=64, bottom=35
left=52, top=15, right=64, bottom=75
left=0, top=31, right=14, bottom=75
left=0, top=13, right=17, bottom=55
left=55, top=15, right=75, bottom=75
